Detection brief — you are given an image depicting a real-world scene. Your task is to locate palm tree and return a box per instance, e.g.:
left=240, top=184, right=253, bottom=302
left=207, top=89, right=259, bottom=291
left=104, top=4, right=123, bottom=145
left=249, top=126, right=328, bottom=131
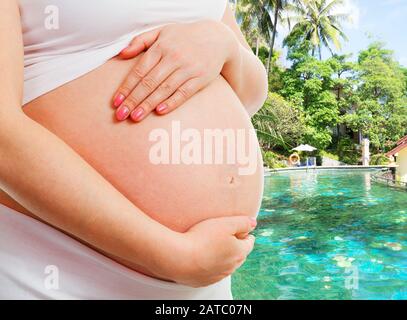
left=234, top=1, right=265, bottom=56
left=235, top=0, right=302, bottom=73
left=234, top=0, right=276, bottom=73
left=252, top=106, right=289, bottom=151
left=284, top=0, right=349, bottom=59
left=268, top=0, right=294, bottom=73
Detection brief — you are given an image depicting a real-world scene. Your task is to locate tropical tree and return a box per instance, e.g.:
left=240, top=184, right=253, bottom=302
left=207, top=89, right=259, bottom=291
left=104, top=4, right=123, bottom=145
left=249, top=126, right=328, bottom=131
left=252, top=92, right=306, bottom=151
left=279, top=45, right=341, bottom=149
left=236, top=0, right=274, bottom=73
left=268, top=0, right=291, bottom=73
left=236, top=0, right=406, bottom=160
left=342, top=42, right=407, bottom=152
left=235, top=0, right=290, bottom=74
left=284, top=0, right=349, bottom=59
left=327, top=54, right=357, bottom=139
left=234, top=0, right=267, bottom=56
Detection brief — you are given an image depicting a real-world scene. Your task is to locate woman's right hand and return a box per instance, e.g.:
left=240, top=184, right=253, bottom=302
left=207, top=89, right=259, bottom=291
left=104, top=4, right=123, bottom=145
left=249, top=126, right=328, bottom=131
left=169, top=216, right=257, bottom=288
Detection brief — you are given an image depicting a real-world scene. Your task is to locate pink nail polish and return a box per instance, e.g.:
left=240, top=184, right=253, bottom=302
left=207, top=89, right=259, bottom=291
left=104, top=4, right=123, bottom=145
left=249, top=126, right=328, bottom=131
left=249, top=217, right=257, bottom=227
left=131, top=107, right=145, bottom=121
left=121, top=45, right=130, bottom=53
left=116, top=106, right=130, bottom=121
left=156, top=103, right=168, bottom=113
left=113, top=94, right=125, bottom=108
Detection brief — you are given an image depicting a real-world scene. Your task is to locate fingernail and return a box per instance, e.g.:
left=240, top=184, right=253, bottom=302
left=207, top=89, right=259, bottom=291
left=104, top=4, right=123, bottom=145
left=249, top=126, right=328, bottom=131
left=113, top=94, right=125, bottom=108
left=249, top=217, right=257, bottom=227
left=156, top=103, right=168, bottom=113
left=116, top=105, right=130, bottom=121
left=121, top=45, right=130, bottom=53
left=131, top=107, right=145, bottom=122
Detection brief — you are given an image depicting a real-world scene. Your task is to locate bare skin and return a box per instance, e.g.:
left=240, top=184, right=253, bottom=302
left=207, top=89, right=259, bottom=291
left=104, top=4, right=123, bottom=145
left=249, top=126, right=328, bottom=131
left=0, top=1, right=267, bottom=288
left=114, top=7, right=268, bottom=120
left=16, top=57, right=264, bottom=232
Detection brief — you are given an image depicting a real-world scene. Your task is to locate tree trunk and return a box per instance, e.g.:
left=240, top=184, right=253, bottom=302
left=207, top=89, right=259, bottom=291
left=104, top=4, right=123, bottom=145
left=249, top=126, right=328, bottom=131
left=266, top=38, right=273, bottom=74
left=255, top=36, right=260, bottom=57
left=267, top=0, right=280, bottom=74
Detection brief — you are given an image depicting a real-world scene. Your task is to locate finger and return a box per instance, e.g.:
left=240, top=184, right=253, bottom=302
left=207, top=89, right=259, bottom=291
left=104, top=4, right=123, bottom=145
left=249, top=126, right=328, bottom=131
left=232, top=240, right=254, bottom=272
left=130, top=69, right=192, bottom=122
left=119, top=28, right=161, bottom=59
left=216, top=216, right=257, bottom=236
left=236, top=234, right=256, bottom=257
left=235, top=232, right=249, bottom=240
left=124, top=59, right=182, bottom=122
left=233, top=251, right=251, bottom=272
left=114, top=46, right=162, bottom=108
left=114, top=49, right=162, bottom=120
left=157, top=78, right=204, bottom=115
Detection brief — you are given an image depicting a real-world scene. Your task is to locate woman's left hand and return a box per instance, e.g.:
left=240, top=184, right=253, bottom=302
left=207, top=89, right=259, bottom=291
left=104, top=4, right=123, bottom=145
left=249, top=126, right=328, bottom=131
left=112, top=20, right=238, bottom=121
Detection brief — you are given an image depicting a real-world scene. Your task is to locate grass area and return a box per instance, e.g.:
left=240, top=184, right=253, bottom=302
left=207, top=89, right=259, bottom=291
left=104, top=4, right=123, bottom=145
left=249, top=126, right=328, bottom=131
left=319, top=150, right=340, bottom=161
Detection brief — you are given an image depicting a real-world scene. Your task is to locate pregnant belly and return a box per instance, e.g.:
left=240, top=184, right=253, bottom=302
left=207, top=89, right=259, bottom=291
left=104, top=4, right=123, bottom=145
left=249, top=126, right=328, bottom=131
left=0, top=55, right=263, bottom=233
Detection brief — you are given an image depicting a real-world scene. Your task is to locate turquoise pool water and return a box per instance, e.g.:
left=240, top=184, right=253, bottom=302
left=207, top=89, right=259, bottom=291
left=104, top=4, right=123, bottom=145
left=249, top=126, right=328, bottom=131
left=232, top=170, right=407, bottom=300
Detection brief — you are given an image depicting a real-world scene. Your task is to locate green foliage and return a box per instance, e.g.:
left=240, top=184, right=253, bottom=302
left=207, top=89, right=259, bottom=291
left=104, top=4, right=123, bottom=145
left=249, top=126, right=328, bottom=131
left=319, top=150, right=339, bottom=161
left=262, top=151, right=288, bottom=168
left=302, top=126, right=333, bottom=150
left=336, top=137, right=360, bottom=165
left=252, top=93, right=306, bottom=151
left=235, top=0, right=271, bottom=46
left=275, top=39, right=406, bottom=155
left=402, top=67, right=407, bottom=94
left=370, top=154, right=391, bottom=166
left=284, top=0, right=349, bottom=59
left=279, top=52, right=342, bottom=149
left=236, top=1, right=406, bottom=159
left=257, top=46, right=271, bottom=65
left=342, top=42, right=407, bottom=152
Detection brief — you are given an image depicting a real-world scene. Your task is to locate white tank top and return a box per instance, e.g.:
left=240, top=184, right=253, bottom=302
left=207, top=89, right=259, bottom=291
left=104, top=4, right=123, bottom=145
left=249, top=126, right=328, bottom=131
left=19, top=0, right=228, bottom=105
left=0, top=203, right=232, bottom=299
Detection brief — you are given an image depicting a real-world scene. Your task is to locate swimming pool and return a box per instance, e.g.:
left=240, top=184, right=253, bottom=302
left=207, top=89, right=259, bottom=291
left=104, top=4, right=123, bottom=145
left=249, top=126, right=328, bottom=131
left=232, top=169, right=407, bottom=300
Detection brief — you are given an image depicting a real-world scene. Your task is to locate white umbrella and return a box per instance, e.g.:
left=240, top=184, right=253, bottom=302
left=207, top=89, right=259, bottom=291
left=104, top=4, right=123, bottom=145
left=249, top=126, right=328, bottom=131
left=292, top=144, right=317, bottom=152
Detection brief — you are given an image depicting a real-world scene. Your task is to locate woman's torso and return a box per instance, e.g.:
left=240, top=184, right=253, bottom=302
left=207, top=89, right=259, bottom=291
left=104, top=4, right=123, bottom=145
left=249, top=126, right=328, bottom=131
left=0, top=1, right=264, bottom=233
left=19, top=0, right=228, bottom=104
left=0, top=56, right=264, bottom=232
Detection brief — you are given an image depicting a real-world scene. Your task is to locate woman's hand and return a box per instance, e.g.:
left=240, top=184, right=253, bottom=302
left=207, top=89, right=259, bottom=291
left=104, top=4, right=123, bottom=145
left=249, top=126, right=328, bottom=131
left=166, top=215, right=257, bottom=288
left=112, top=20, right=239, bottom=121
